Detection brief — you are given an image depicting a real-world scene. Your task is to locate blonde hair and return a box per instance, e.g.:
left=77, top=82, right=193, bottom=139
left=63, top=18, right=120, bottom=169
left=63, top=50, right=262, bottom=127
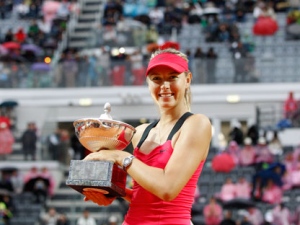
left=150, top=48, right=189, bottom=61
left=149, top=48, right=192, bottom=111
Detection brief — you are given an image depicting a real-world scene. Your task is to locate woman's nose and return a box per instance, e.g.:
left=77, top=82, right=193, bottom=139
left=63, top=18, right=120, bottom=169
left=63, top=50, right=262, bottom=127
left=161, top=80, right=170, bottom=89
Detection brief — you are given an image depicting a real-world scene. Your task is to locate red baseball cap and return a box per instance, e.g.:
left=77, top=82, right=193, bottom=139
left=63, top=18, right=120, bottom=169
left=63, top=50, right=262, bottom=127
left=146, top=53, right=188, bottom=75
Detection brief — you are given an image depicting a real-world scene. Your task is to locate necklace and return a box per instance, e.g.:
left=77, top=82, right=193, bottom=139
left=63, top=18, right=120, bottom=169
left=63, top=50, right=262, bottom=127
left=157, top=126, right=163, bottom=144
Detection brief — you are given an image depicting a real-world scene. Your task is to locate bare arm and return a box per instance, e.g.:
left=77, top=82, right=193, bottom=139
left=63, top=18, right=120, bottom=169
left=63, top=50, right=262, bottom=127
left=85, top=114, right=211, bottom=201
left=125, top=114, right=211, bottom=201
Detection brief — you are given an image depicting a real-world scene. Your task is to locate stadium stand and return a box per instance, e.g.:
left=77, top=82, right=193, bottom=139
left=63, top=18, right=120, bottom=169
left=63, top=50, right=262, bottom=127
left=1, top=0, right=300, bottom=224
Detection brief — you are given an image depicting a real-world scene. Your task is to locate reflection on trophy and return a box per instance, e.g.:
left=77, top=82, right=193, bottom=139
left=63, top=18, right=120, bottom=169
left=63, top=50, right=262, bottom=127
left=66, top=103, right=136, bottom=197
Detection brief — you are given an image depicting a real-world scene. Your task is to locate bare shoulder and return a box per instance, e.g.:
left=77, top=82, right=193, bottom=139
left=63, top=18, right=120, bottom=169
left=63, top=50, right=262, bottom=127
left=185, top=113, right=211, bottom=131
left=171, top=113, right=211, bottom=162
left=180, top=113, right=212, bottom=141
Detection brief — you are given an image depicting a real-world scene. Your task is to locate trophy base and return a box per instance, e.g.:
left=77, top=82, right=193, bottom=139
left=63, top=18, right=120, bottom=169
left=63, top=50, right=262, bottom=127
left=66, top=160, right=127, bottom=197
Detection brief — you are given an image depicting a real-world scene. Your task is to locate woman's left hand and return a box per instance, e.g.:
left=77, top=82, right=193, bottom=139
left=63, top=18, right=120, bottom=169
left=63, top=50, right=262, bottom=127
left=83, top=188, right=116, bottom=206
left=83, top=150, right=120, bottom=164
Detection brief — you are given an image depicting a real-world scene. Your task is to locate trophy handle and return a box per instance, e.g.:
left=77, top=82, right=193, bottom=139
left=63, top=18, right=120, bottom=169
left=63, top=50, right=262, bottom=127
left=100, top=102, right=113, bottom=120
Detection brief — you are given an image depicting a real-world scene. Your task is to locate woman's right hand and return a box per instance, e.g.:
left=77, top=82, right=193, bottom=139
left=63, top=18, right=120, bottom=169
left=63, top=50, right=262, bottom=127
left=83, top=188, right=116, bottom=206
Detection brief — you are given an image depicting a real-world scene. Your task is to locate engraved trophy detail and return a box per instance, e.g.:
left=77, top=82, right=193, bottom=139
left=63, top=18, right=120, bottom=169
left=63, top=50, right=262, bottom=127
left=66, top=103, right=136, bottom=197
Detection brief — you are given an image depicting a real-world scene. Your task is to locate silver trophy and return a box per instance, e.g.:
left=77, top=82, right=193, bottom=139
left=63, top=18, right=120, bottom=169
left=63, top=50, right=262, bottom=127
left=66, top=103, right=136, bottom=197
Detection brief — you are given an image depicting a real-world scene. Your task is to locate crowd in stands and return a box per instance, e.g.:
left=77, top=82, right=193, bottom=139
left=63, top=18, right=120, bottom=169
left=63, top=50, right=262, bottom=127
left=40, top=207, right=69, bottom=225
left=1, top=0, right=300, bottom=224
left=0, top=0, right=299, bottom=88
left=0, top=165, right=56, bottom=224
left=198, top=117, right=300, bottom=225
left=0, top=0, right=78, bottom=88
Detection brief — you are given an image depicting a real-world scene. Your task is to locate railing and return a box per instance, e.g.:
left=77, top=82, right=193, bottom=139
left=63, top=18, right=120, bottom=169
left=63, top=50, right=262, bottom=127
left=0, top=58, right=299, bottom=89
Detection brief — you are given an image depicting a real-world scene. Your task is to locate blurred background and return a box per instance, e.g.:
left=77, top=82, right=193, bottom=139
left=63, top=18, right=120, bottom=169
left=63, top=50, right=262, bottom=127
left=0, top=0, right=300, bottom=224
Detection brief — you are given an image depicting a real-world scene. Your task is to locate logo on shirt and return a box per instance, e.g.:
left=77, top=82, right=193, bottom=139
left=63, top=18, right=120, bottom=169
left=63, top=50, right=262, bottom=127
left=160, top=149, right=166, bottom=153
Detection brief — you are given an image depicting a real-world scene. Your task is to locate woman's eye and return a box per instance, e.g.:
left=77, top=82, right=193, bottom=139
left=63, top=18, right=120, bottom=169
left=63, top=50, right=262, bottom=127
left=169, top=76, right=178, bottom=80
left=151, top=76, right=161, bottom=81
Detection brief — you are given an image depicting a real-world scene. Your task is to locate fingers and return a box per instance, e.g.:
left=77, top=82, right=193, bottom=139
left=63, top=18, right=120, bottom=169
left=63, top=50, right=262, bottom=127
left=83, top=188, right=116, bottom=206
left=83, top=190, right=116, bottom=206
left=83, top=188, right=109, bottom=194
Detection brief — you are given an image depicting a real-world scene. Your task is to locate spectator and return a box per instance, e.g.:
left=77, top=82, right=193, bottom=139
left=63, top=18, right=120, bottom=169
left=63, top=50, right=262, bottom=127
left=37, top=17, right=51, bottom=34
left=15, top=1, right=29, bottom=18
left=56, top=0, right=70, bottom=19
left=21, top=122, right=38, bottom=161
left=229, top=120, right=244, bottom=146
left=253, top=1, right=276, bottom=21
left=76, top=209, right=97, bottom=225
left=281, top=170, right=293, bottom=191
left=129, top=49, right=145, bottom=85
left=23, top=166, right=39, bottom=183
left=235, top=176, right=251, bottom=199
left=97, top=46, right=111, bottom=86
left=75, top=55, right=89, bottom=87
left=293, top=205, right=300, bottom=225
left=218, top=177, right=236, bottom=202
left=239, top=216, right=253, bottom=225
left=40, top=207, right=60, bottom=225
left=47, top=128, right=61, bottom=160
left=231, top=41, right=249, bottom=83
left=220, top=210, right=236, bottom=225
left=149, top=6, right=164, bottom=27
left=206, top=47, right=218, bottom=83
left=59, top=129, right=70, bottom=166
left=255, top=137, right=274, bottom=168
left=283, top=152, right=294, bottom=172
left=4, top=29, right=14, bottom=42
left=70, top=132, right=86, bottom=160
left=39, top=167, right=55, bottom=198
left=268, top=131, right=283, bottom=157
left=247, top=207, right=264, bottom=225
left=62, top=53, right=78, bottom=87
left=0, top=171, right=13, bottom=194
left=261, top=179, right=282, bottom=205
left=246, top=124, right=259, bottom=146
left=215, top=23, right=231, bottom=42
left=0, top=115, right=11, bottom=129
left=290, top=163, right=300, bottom=188
left=23, top=166, right=50, bottom=204
left=203, top=196, right=223, bottom=225
left=283, top=91, right=298, bottom=120
left=271, top=203, right=291, bottom=225
left=251, top=176, right=263, bottom=201
left=10, top=170, right=24, bottom=194
left=56, top=213, right=70, bottom=225
left=0, top=122, right=14, bottom=160
left=239, top=137, right=256, bottom=167
left=193, top=47, right=206, bottom=83
left=0, top=200, right=13, bottom=225
left=14, top=27, right=26, bottom=44
left=87, top=54, right=98, bottom=87
left=226, top=141, right=240, bottom=165
left=27, top=19, right=40, bottom=42
left=108, top=215, right=118, bottom=225
left=0, top=1, right=7, bottom=19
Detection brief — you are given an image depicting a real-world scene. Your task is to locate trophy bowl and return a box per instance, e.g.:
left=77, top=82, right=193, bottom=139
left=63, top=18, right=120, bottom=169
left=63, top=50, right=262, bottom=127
left=74, top=118, right=135, bottom=152
left=66, top=103, right=136, bottom=197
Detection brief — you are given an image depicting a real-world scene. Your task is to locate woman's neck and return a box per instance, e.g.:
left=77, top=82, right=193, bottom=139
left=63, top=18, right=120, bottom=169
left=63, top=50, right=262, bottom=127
left=159, top=106, right=189, bottom=124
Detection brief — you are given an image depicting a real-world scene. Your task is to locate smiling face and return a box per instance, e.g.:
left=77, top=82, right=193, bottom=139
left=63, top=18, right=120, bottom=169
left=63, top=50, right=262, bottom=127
left=147, top=65, right=191, bottom=111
